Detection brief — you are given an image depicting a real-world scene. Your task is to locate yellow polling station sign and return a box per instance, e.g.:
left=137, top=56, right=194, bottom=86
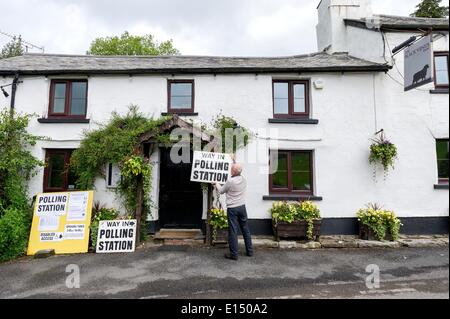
left=27, top=191, right=94, bottom=255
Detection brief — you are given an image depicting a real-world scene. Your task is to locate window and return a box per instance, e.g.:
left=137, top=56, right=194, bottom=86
left=269, top=150, right=313, bottom=194
left=43, top=150, right=77, bottom=192
left=434, top=52, right=449, bottom=88
left=49, top=80, right=88, bottom=117
left=436, top=139, right=449, bottom=184
left=106, top=163, right=121, bottom=188
left=168, top=80, right=194, bottom=113
left=273, top=80, right=310, bottom=118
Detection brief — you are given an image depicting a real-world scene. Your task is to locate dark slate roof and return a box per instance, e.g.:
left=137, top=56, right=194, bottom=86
left=345, top=14, right=449, bottom=31
left=0, top=52, right=389, bottom=75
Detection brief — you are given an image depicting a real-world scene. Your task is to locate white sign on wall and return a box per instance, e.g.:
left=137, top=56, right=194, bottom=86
left=404, top=35, right=433, bottom=91
left=96, top=220, right=137, bottom=253
left=190, top=151, right=233, bottom=184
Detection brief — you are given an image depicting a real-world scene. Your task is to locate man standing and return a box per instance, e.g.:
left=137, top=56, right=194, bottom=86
left=216, top=163, right=253, bottom=260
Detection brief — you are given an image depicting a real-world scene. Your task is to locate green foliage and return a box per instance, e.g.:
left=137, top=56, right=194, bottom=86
left=1, top=36, right=24, bottom=59
left=357, top=203, right=402, bottom=241
left=209, top=207, right=228, bottom=242
left=270, top=201, right=321, bottom=240
left=87, top=31, right=180, bottom=56
left=0, top=207, right=30, bottom=261
left=89, top=204, right=119, bottom=250
left=70, top=105, right=170, bottom=190
left=369, top=132, right=398, bottom=175
left=212, top=112, right=251, bottom=154
left=70, top=106, right=170, bottom=241
left=411, top=0, right=449, bottom=18
left=0, top=108, right=44, bottom=261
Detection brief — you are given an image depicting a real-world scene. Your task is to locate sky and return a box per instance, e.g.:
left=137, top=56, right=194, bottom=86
left=0, top=0, right=448, bottom=57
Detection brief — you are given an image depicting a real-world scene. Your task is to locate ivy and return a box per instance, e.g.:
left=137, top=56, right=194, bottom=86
left=0, top=108, right=45, bottom=261
left=70, top=105, right=171, bottom=240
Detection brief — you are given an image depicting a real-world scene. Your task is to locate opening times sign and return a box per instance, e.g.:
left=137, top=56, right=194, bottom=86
left=27, top=191, right=94, bottom=255
left=190, top=151, right=233, bottom=184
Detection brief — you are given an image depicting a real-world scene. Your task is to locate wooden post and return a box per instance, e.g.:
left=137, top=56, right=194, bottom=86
left=135, top=174, right=143, bottom=247
left=206, top=184, right=213, bottom=246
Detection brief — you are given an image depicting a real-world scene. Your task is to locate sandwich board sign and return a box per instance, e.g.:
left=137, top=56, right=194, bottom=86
left=190, top=151, right=233, bottom=184
left=27, top=191, right=94, bottom=255
left=404, top=35, right=433, bottom=91
left=96, top=219, right=137, bottom=253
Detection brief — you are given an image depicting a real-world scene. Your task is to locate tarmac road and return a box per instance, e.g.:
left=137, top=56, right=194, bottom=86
left=0, top=246, right=448, bottom=299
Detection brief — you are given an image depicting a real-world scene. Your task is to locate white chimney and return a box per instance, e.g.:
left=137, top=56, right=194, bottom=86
left=316, top=0, right=372, bottom=53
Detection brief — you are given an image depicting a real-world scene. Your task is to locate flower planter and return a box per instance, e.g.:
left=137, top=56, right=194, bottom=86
left=272, top=219, right=321, bottom=242
left=212, top=228, right=228, bottom=245
left=358, top=222, right=393, bottom=241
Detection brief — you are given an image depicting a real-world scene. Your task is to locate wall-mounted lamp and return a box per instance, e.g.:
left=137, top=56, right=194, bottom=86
left=1, top=86, right=9, bottom=98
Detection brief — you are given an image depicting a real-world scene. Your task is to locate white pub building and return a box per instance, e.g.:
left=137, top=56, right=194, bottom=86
left=0, top=0, right=448, bottom=236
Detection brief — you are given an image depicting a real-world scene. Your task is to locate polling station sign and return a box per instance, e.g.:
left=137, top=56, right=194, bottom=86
left=27, top=191, right=94, bottom=255
left=96, top=220, right=137, bottom=253
left=190, top=151, right=233, bottom=184
left=404, top=35, right=433, bottom=91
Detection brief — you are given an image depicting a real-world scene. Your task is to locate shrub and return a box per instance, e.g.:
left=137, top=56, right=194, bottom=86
left=270, top=201, right=321, bottom=240
left=90, top=206, right=119, bottom=250
left=0, top=207, right=30, bottom=261
left=357, top=203, right=402, bottom=241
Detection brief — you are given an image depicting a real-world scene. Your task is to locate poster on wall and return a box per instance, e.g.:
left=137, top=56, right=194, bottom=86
left=27, top=191, right=94, bottom=255
left=96, top=220, right=137, bottom=253
left=404, top=35, right=433, bottom=91
left=190, top=151, right=233, bottom=184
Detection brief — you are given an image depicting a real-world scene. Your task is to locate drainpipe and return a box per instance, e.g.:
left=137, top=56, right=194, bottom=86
left=9, top=72, right=20, bottom=112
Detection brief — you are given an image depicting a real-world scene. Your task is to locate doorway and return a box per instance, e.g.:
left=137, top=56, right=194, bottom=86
left=158, top=147, right=203, bottom=229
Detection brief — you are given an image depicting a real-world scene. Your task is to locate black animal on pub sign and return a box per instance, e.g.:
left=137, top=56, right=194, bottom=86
left=412, top=64, right=430, bottom=85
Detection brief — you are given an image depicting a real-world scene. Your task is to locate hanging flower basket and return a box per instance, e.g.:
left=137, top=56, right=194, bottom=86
left=369, top=130, right=398, bottom=176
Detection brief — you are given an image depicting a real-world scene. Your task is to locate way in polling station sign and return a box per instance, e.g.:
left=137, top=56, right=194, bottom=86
left=190, top=151, right=233, bottom=184
left=96, top=220, right=137, bottom=253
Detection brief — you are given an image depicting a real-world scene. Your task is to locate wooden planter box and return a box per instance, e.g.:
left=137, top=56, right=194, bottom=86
left=273, top=219, right=321, bottom=242
left=359, top=222, right=393, bottom=241
left=212, top=228, right=228, bottom=245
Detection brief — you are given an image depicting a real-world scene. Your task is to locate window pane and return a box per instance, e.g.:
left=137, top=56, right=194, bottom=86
left=170, top=96, right=192, bottom=109
left=53, top=98, right=65, bottom=113
left=47, top=153, right=65, bottom=188
left=274, top=83, right=288, bottom=99
left=171, top=83, right=192, bottom=96
left=71, top=82, right=87, bottom=99
left=435, top=56, right=449, bottom=85
left=294, top=98, right=306, bottom=113
left=272, top=153, right=288, bottom=189
left=54, top=83, right=66, bottom=99
left=293, top=84, right=305, bottom=98
left=436, top=140, right=449, bottom=179
left=274, top=98, right=289, bottom=114
left=70, top=99, right=86, bottom=115
left=292, top=152, right=311, bottom=190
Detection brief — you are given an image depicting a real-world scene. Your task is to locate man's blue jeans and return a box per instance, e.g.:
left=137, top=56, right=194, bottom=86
left=227, top=205, right=253, bottom=258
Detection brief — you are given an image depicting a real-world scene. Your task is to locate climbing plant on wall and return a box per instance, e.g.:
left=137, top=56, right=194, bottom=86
left=70, top=105, right=171, bottom=239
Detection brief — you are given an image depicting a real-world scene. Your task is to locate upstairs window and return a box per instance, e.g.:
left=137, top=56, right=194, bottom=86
left=434, top=52, right=449, bottom=88
left=269, top=150, right=313, bottom=194
left=273, top=80, right=310, bottom=118
left=168, top=80, right=195, bottom=113
left=49, top=80, right=87, bottom=118
left=436, top=139, right=449, bottom=184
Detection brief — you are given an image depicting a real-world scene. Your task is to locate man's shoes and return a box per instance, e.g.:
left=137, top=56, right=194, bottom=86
left=224, top=253, right=238, bottom=261
left=246, top=252, right=254, bottom=257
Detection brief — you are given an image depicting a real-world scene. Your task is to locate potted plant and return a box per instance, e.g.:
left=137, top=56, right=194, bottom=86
left=209, top=207, right=229, bottom=245
left=271, top=201, right=321, bottom=242
left=369, top=130, right=398, bottom=178
left=357, top=203, right=402, bottom=241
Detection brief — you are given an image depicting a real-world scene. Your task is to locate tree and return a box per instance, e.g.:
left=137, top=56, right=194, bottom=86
left=87, top=31, right=180, bottom=56
left=411, top=0, right=449, bottom=18
left=1, top=36, right=24, bottom=59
